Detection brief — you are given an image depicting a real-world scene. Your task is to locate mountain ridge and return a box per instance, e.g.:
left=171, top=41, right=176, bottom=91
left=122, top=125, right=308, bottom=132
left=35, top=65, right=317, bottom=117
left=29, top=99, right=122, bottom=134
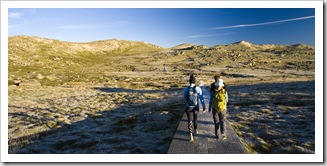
left=9, top=35, right=314, bottom=50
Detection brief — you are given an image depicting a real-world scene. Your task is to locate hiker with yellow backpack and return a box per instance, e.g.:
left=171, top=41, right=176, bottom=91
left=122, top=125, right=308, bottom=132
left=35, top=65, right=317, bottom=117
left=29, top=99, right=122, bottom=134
left=209, top=77, right=228, bottom=140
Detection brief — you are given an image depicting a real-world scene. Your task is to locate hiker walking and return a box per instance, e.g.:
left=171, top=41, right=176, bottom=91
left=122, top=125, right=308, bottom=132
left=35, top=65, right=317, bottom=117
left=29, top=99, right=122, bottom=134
left=183, top=74, right=207, bottom=142
left=163, top=64, right=167, bottom=72
left=209, top=78, right=229, bottom=140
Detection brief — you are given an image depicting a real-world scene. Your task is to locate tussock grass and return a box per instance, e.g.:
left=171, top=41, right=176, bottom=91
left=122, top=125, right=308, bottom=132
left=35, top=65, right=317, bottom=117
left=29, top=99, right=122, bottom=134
left=9, top=81, right=185, bottom=154
left=8, top=36, right=314, bottom=154
left=228, top=81, right=314, bottom=154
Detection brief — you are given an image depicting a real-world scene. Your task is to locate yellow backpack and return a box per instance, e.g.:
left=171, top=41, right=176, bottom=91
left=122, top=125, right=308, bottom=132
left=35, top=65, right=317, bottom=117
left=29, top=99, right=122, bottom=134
left=212, top=88, right=226, bottom=112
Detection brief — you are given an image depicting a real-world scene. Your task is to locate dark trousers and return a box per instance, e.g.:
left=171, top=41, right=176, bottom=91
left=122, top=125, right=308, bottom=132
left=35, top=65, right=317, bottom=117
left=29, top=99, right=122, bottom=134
left=212, top=108, right=227, bottom=136
left=185, top=106, right=199, bottom=134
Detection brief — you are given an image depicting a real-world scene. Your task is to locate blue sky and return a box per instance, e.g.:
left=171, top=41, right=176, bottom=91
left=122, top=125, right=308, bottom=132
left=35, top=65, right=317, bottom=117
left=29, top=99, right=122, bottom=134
left=8, top=8, right=315, bottom=48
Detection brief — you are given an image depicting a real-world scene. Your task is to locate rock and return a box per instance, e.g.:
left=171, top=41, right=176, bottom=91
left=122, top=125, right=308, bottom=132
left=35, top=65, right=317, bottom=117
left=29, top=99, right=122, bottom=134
left=13, top=80, right=21, bottom=84
left=46, top=74, right=57, bottom=81
left=47, top=121, right=57, bottom=128
left=36, top=74, right=45, bottom=79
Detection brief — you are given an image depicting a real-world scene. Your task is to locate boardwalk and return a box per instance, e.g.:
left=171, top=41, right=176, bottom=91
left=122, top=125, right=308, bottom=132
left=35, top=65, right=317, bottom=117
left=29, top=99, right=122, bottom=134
left=167, top=82, right=249, bottom=154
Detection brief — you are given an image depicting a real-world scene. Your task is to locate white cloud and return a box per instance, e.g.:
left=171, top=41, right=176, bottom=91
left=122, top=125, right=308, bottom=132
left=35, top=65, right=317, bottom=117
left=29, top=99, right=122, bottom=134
left=8, top=10, right=35, bottom=32
left=8, top=12, right=23, bottom=19
left=211, top=15, right=315, bottom=30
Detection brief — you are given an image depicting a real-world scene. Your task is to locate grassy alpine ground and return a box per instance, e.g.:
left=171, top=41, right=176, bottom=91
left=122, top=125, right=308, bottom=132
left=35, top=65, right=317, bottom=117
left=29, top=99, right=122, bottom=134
left=8, top=35, right=315, bottom=153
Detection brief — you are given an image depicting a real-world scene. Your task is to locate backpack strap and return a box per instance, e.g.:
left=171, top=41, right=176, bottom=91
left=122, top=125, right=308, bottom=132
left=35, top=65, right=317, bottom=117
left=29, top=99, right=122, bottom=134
left=193, top=86, right=199, bottom=102
left=192, top=86, right=196, bottom=93
left=186, top=86, right=191, bottom=99
left=210, top=83, right=215, bottom=93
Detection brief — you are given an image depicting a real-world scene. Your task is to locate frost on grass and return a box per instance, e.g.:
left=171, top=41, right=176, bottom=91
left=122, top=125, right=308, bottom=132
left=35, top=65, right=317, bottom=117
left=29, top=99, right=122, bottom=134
left=228, top=81, right=315, bottom=154
left=9, top=86, right=184, bottom=154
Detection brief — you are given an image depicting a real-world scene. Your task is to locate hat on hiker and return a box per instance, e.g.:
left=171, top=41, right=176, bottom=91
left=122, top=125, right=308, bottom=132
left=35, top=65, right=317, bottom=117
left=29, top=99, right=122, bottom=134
left=189, top=74, right=196, bottom=84
left=217, top=79, right=224, bottom=87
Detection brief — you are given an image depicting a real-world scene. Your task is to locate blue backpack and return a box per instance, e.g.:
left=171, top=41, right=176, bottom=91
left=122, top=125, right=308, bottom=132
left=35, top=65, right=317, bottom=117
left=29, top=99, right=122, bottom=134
left=187, top=86, right=198, bottom=106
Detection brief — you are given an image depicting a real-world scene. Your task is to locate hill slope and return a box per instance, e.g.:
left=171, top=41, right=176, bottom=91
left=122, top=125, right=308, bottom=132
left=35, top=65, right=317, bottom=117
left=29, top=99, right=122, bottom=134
left=9, top=35, right=163, bottom=68
left=8, top=36, right=315, bottom=87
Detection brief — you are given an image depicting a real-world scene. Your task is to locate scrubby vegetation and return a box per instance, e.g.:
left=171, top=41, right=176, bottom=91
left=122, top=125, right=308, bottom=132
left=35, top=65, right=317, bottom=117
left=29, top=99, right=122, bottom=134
left=8, top=35, right=314, bottom=154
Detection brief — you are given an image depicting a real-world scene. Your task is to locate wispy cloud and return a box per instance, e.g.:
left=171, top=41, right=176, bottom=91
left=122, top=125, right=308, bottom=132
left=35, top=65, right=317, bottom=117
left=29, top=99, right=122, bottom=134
left=8, top=12, right=23, bottom=19
left=8, top=9, right=38, bottom=33
left=8, top=9, right=37, bottom=19
left=210, top=15, right=315, bottom=30
left=185, top=33, right=233, bottom=39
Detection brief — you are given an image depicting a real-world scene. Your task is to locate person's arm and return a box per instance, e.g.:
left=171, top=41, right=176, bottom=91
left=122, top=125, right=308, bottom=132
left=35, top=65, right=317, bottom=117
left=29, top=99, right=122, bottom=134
left=210, top=83, right=214, bottom=94
left=196, top=87, right=206, bottom=111
left=183, top=87, right=188, bottom=100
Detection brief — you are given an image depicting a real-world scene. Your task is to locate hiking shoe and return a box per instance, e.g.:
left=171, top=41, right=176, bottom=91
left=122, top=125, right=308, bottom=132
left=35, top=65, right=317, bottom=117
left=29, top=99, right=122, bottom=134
left=215, top=134, right=219, bottom=140
left=222, top=134, right=227, bottom=140
left=190, top=133, right=194, bottom=142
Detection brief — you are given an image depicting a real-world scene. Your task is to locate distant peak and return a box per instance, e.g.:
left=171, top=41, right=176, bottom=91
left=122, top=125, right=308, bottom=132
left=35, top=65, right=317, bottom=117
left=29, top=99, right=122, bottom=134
left=176, top=43, right=194, bottom=47
left=171, top=43, right=195, bottom=49
left=234, top=40, right=252, bottom=46
left=291, top=43, right=314, bottom=49
left=292, top=43, right=307, bottom=47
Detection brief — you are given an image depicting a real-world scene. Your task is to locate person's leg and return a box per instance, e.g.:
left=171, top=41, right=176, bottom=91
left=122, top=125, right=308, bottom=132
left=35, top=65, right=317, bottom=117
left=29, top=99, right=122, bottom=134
left=219, top=109, right=227, bottom=139
left=193, top=107, right=199, bottom=134
left=186, top=107, right=194, bottom=142
left=186, top=107, right=193, bottom=134
left=212, top=108, right=219, bottom=138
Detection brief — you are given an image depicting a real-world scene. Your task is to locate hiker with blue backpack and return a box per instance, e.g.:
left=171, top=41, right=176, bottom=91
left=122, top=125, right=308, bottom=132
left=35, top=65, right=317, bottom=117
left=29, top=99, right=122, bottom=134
left=209, top=77, right=229, bottom=140
left=183, top=74, right=207, bottom=142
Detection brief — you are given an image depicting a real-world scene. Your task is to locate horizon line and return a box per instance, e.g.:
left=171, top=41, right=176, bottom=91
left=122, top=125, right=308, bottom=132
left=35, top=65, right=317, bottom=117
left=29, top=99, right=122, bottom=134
left=8, top=34, right=315, bottom=48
